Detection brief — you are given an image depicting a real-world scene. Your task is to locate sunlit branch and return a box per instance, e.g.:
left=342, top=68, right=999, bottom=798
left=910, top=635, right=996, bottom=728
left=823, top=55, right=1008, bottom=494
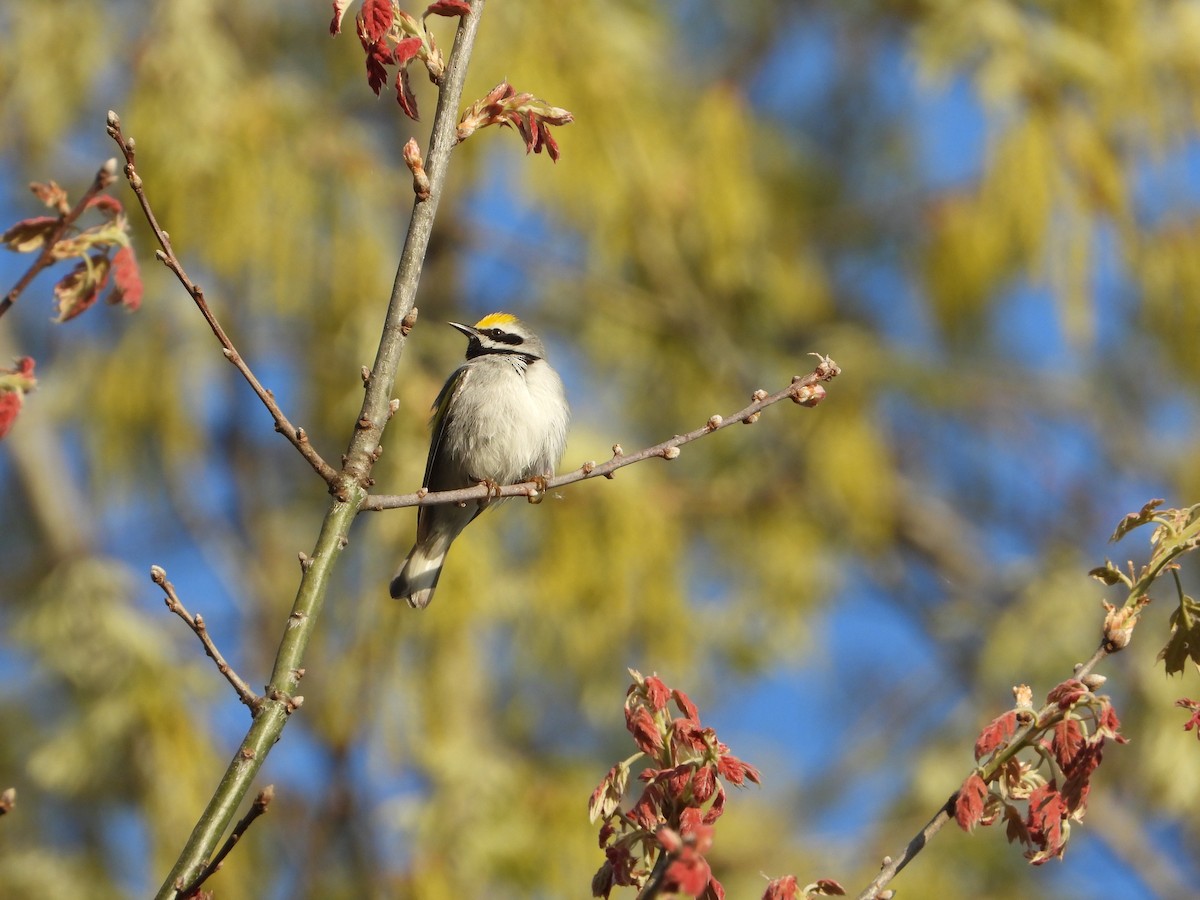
left=104, top=112, right=339, bottom=487
left=176, top=786, right=274, bottom=899
left=361, top=355, right=841, bottom=512
left=150, top=565, right=261, bottom=713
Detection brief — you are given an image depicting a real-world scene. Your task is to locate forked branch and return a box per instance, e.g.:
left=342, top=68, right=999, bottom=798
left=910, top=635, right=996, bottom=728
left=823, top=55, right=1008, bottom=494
left=104, top=112, right=338, bottom=487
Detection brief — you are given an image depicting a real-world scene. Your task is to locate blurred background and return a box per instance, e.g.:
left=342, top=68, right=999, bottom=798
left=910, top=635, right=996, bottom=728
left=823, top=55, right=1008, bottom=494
left=3, top=1, right=1200, bottom=897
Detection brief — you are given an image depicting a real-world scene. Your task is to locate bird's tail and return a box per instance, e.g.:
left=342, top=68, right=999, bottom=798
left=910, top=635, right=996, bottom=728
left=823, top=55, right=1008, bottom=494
left=390, top=543, right=447, bottom=609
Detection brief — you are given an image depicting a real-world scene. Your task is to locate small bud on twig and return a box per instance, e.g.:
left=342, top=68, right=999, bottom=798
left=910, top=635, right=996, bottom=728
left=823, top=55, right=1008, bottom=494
left=706, top=414, right=722, bottom=431
left=402, top=138, right=432, bottom=200
left=662, top=446, right=680, bottom=460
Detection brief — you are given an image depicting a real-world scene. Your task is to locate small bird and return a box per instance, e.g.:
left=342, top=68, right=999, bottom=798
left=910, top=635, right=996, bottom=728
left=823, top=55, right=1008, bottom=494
left=390, top=312, right=570, bottom=608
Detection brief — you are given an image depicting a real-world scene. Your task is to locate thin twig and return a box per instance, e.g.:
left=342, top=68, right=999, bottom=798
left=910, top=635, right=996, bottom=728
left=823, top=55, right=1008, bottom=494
left=361, top=356, right=841, bottom=512
left=176, top=786, right=274, bottom=898
left=150, top=565, right=261, bottom=713
left=0, top=159, right=118, bottom=319
left=103, top=112, right=338, bottom=488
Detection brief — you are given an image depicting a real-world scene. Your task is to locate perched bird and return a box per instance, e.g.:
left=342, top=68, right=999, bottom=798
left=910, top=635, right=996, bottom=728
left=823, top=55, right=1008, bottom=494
left=390, top=312, right=570, bottom=608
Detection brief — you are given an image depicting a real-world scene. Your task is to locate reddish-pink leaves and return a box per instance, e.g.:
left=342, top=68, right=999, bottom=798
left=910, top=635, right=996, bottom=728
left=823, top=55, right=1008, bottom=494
left=0, top=357, right=37, bottom=441
left=329, top=0, right=352, bottom=34
left=955, top=772, right=989, bottom=832
left=3, top=175, right=141, bottom=325
left=1046, top=679, right=1088, bottom=710
left=962, top=683, right=1126, bottom=866
left=2, top=216, right=60, bottom=253
left=359, top=0, right=394, bottom=42
left=593, top=671, right=792, bottom=898
left=54, top=255, right=110, bottom=322
left=424, top=0, right=471, bottom=16
left=974, top=710, right=1019, bottom=760
left=457, top=81, right=574, bottom=162
left=762, top=876, right=800, bottom=900
left=1178, top=698, right=1200, bottom=740
left=108, top=246, right=143, bottom=311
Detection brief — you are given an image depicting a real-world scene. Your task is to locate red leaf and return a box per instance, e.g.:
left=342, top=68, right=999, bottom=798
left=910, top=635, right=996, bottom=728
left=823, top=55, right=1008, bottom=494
left=955, top=772, right=989, bottom=832
left=644, top=675, right=670, bottom=711
left=2, top=216, right=59, bottom=253
left=716, top=753, right=760, bottom=786
left=425, top=0, right=471, bottom=16
left=1003, top=801, right=1031, bottom=846
left=329, top=0, right=351, bottom=34
left=1097, top=701, right=1127, bottom=743
left=359, top=0, right=394, bottom=42
left=761, top=875, right=799, bottom=900
left=663, top=848, right=711, bottom=896
left=974, top=710, right=1019, bottom=761
left=108, top=246, right=143, bottom=311
left=394, top=35, right=424, bottom=65
left=672, top=717, right=707, bottom=752
left=53, top=254, right=111, bottom=322
left=691, top=764, right=716, bottom=803
left=543, top=126, right=561, bottom=162
left=0, top=357, right=37, bottom=441
left=1025, top=782, right=1068, bottom=863
left=673, top=688, right=699, bottom=721
left=1046, top=679, right=1088, bottom=710
left=1050, top=718, right=1085, bottom=771
left=627, top=784, right=662, bottom=831
left=362, top=39, right=391, bottom=95
left=701, top=782, right=725, bottom=824
left=1178, top=698, right=1200, bottom=738
left=87, top=194, right=123, bottom=217
left=396, top=66, right=419, bottom=119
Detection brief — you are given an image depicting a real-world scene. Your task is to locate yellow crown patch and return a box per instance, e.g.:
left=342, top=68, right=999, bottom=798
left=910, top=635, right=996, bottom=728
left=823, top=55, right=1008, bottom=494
left=474, top=312, right=518, bottom=328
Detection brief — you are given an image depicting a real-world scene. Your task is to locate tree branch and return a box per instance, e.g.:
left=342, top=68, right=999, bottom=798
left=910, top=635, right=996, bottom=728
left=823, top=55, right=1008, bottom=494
left=361, top=356, right=841, bottom=512
left=177, top=786, right=274, bottom=899
left=103, top=112, right=339, bottom=488
left=150, top=565, right=261, bottom=713
left=854, top=635, right=1117, bottom=899
left=0, top=159, right=117, bottom=318
left=151, top=3, right=487, bottom=895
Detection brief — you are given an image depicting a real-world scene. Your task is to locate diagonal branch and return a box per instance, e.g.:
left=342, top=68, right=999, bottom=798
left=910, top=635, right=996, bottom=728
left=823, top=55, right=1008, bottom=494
left=177, top=786, right=274, bottom=899
left=150, top=565, right=261, bottom=713
left=0, top=159, right=118, bottom=318
left=152, top=4, right=488, bottom=896
left=854, top=632, right=1115, bottom=899
left=361, top=356, right=841, bottom=512
left=103, top=112, right=338, bottom=488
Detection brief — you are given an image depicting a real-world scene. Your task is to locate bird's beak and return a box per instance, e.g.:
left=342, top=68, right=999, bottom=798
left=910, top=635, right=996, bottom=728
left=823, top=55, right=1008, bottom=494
left=448, top=321, right=479, bottom=338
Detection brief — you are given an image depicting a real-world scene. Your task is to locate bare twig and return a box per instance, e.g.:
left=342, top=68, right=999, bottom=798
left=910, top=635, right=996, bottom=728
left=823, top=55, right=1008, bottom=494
left=103, top=112, right=338, bottom=488
left=177, top=786, right=274, bottom=899
left=361, top=356, right=841, bottom=512
left=0, top=159, right=117, bottom=319
left=150, top=565, right=261, bottom=713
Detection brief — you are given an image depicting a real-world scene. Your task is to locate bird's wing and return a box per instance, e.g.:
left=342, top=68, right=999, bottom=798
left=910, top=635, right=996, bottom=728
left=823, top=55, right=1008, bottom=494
left=422, top=364, right=471, bottom=491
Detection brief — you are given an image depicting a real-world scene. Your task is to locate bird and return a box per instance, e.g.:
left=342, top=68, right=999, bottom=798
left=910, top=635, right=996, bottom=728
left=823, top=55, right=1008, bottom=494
left=390, top=312, right=570, bottom=608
